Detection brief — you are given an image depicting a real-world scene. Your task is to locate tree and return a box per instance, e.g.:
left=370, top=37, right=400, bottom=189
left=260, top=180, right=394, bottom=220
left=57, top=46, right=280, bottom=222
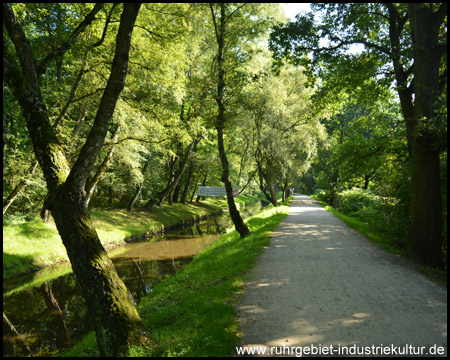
left=3, top=3, right=149, bottom=355
left=270, top=3, right=447, bottom=268
left=209, top=3, right=250, bottom=237
left=240, top=61, right=323, bottom=206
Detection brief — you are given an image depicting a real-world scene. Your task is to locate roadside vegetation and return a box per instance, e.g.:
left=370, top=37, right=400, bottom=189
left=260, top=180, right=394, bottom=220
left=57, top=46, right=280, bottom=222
left=3, top=2, right=446, bottom=357
left=62, top=197, right=291, bottom=357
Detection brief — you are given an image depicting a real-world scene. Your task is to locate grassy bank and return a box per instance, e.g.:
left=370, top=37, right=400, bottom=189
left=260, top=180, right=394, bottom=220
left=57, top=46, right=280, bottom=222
left=62, top=198, right=291, bottom=357
left=3, top=200, right=230, bottom=279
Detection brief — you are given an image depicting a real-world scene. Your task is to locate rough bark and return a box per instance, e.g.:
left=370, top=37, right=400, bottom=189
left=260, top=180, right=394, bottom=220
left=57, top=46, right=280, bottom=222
left=404, top=3, right=446, bottom=268
left=3, top=3, right=149, bottom=356
left=211, top=3, right=249, bottom=238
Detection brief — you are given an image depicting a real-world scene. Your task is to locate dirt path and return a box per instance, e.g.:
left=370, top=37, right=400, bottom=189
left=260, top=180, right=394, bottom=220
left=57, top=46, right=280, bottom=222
left=237, top=195, right=447, bottom=357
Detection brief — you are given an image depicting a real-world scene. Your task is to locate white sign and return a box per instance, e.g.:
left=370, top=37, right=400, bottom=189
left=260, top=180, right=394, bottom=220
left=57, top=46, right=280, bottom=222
left=198, top=186, right=239, bottom=197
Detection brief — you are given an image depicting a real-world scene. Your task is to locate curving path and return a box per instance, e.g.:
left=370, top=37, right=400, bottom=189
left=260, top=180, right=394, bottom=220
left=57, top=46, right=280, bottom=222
left=237, top=195, right=447, bottom=357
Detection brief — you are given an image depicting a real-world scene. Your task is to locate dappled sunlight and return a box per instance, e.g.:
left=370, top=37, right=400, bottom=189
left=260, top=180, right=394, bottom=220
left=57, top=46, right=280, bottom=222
left=238, top=195, right=447, bottom=354
left=289, top=206, right=324, bottom=214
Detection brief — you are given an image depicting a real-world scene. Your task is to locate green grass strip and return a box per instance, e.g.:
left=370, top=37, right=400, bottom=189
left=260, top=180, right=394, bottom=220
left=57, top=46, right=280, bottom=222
left=62, top=198, right=291, bottom=357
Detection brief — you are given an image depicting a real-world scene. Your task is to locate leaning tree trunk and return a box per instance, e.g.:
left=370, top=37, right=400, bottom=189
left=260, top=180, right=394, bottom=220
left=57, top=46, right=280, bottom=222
left=50, top=190, right=148, bottom=355
left=3, top=4, right=149, bottom=356
left=145, top=139, right=197, bottom=209
left=211, top=3, right=249, bottom=238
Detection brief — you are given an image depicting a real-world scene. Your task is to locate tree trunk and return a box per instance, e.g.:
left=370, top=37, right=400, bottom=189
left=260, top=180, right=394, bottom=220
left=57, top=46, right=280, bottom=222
left=180, top=140, right=199, bottom=204
left=50, top=189, right=148, bottom=355
left=145, top=139, right=197, bottom=209
left=255, top=155, right=276, bottom=207
left=407, top=141, right=443, bottom=267
left=195, top=173, right=207, bottom=203
left=3, top=4, right=149, bottom=356
left=404, top=4, right=446, bottom=268
left=266, top=176, right=278, bottom=206
left=211, top=3, right=249, bottom=238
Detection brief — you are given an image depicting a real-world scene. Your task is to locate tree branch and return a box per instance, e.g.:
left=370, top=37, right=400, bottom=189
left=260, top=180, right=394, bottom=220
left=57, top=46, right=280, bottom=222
left=36, top=3, right=105, bottom=77
left=65, top=3, right=141, bottom=194
left=224, top=3, right=247, bottom=25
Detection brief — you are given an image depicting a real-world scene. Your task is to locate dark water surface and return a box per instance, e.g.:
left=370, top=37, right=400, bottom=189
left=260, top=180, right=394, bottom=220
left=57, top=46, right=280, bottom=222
left=3, top=201, right=264, bottom=356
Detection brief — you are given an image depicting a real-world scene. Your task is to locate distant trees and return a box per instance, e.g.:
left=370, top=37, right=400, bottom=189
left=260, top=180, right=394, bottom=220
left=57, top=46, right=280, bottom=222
left=270, top=3, right=447, bottom=268
left=4, top=3, right=322, bottom=352
left=6, top=2, right=445, bottom=352
left=241, top=64, right=324, bottom=206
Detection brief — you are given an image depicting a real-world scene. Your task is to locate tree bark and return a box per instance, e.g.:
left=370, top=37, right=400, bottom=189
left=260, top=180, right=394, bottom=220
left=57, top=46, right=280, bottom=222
left=3, top=3, right=149, bottom=356
left=404, top=3, right=446, bottom=268
left=211, top=3, right=249, bottom=238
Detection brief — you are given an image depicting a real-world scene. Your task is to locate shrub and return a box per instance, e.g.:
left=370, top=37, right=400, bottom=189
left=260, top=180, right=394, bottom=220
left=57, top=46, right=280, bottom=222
left=313, top=188, right=333, bottom=203
left=333, top=188, right=381, bottom=216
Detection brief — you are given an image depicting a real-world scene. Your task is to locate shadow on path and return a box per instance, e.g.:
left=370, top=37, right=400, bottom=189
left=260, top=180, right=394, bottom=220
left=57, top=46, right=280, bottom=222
left=237, top=195, right=447, bottom=357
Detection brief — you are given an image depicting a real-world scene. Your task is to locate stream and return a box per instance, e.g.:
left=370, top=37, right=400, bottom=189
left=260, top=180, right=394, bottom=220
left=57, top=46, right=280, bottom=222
left=2, top=200, right=265, bottom=357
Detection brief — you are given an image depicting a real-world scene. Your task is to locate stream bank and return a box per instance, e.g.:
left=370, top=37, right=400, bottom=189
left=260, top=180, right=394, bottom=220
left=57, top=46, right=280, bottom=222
left=4, top=197, right=252, bottom=279
left=3, top=198, right=266, bottom=357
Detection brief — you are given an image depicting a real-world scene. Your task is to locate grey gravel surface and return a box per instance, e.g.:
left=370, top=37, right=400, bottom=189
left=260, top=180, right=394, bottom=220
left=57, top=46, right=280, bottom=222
left=236, top=195, right=447, bottom=357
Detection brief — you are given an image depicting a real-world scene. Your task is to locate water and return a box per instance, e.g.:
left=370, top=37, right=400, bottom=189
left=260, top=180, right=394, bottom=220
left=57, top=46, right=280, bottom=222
left=3, top=200, right=264, bottom=356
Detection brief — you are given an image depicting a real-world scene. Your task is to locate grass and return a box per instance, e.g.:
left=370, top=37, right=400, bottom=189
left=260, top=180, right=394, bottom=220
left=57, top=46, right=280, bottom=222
left=61, top=197, right=292, bottom=357
left=3, top=199, right=227, bottom=279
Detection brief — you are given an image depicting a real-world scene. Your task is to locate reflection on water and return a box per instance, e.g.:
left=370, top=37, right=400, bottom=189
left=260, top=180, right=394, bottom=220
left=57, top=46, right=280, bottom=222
left=3, top=200, right=263, bottom=356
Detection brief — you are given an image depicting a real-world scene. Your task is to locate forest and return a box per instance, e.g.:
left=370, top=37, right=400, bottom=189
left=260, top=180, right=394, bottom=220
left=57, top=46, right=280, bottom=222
left=3, top=3, right=447, bottom=357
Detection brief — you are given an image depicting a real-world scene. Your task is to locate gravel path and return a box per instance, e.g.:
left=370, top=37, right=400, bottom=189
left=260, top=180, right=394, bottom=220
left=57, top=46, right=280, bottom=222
left=237, top=195, right=447, bottom=357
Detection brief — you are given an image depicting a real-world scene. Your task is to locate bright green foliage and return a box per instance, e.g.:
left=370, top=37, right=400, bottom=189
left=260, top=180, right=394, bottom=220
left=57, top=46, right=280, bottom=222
left=240, top=61, right=325, bottom=203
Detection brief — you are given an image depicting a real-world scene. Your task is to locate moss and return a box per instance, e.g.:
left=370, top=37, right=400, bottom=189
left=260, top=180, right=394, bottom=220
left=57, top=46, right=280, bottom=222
left=45, top=142, right=70, bottom=188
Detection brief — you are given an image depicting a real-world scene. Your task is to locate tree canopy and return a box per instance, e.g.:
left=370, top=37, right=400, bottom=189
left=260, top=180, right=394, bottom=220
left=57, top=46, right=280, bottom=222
left=3, top=2, right=447, bottom=355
